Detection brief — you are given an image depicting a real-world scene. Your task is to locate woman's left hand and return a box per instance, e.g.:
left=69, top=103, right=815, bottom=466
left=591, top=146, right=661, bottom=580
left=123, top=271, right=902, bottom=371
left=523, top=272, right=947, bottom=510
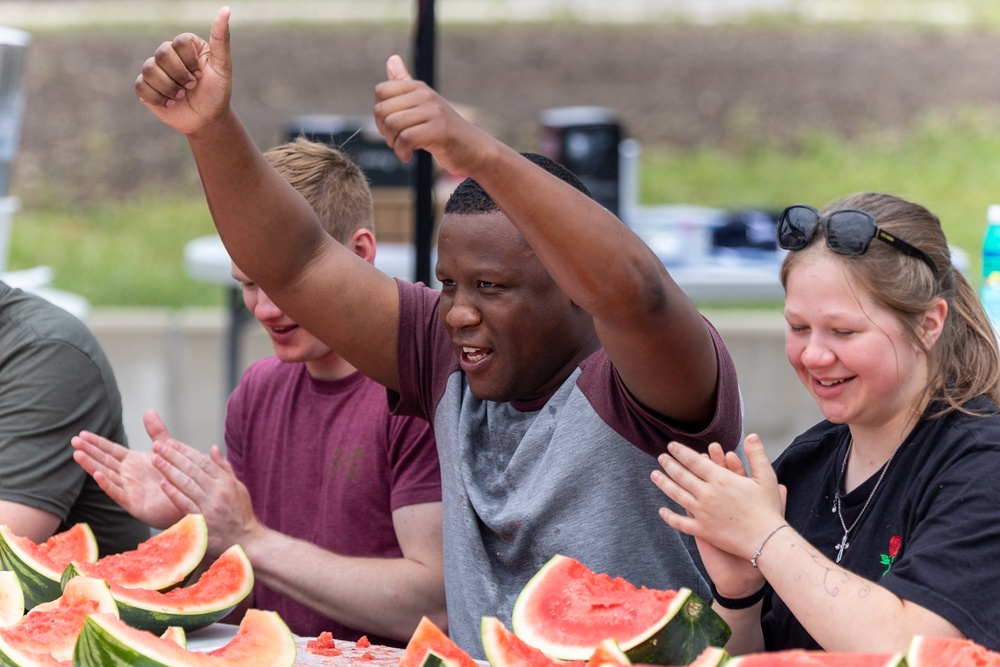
left=652, top=434, right=785, bottom=565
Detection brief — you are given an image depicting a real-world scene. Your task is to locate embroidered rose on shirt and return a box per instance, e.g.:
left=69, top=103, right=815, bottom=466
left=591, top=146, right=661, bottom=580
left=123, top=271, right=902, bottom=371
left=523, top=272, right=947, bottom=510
left=880, top=534, right=901, bottom=576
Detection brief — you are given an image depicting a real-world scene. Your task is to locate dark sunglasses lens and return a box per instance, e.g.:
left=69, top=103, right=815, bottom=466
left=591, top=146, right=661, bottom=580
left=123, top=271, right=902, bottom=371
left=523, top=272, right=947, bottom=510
left=778, top=206, right=817, bottom=250
left=826, top=211, right=875, bottom=255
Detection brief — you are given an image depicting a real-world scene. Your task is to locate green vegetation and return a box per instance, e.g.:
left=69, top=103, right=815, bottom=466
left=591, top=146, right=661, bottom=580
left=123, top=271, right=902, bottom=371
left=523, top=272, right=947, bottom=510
left=7, top=197, right=222, bottom=307
left=7, top=108, right=999, bottom=308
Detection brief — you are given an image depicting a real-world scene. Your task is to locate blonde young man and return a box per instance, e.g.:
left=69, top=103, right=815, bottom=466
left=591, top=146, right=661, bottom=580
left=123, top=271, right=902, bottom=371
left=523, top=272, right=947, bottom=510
left=72, top=138, right=444, bottom=645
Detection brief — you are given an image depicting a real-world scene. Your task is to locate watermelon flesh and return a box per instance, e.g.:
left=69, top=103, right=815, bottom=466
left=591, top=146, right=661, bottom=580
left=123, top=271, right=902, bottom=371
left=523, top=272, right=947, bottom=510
left=66, top=514, right=207, bottom=591
left=510, top=554, right=731, bottom=664
left=0, top=575, right=117, bottom=663
left=907, top=635, right=1000, bottom=667
left=398, top=617, right=480, bottom=667
left=0, top=523, right=99, bottom=609
left=728, top=650, right=903, bottom=667
left=515, top=556, right=680, bottom=644
left=105, top=544, right=254, bottom=633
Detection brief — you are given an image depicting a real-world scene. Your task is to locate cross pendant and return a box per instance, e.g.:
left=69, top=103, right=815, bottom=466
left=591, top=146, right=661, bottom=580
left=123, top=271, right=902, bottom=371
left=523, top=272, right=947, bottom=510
left=835, top=534, right=849, bottom=563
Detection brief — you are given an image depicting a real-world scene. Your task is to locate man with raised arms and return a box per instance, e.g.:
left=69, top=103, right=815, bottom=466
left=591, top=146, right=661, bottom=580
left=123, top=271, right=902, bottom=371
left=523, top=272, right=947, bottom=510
left=132, top=7, right=743, bottom=656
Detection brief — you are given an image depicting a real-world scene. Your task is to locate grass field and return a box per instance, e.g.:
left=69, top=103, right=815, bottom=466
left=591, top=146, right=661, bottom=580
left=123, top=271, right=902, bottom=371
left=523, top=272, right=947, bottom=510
left=8, top=108, right=998, bottom=308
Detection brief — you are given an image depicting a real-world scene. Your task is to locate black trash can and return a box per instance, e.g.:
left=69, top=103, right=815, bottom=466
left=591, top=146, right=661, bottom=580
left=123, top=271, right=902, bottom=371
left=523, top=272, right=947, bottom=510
left=283, top=114, right=413, bottom=188
left=539, top=106, right=622, bottom=217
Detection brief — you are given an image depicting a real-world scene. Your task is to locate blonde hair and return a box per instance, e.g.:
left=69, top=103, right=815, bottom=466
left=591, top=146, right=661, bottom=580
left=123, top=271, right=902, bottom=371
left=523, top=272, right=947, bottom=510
left=779, top=192, right=1000, bottom=415
left=263, top=137, right=374, bottom=244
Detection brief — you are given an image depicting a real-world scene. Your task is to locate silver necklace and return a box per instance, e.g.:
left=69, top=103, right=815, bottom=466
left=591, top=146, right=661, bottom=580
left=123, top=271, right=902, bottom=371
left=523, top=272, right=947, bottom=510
left=831, top=437, right=901, bottom=563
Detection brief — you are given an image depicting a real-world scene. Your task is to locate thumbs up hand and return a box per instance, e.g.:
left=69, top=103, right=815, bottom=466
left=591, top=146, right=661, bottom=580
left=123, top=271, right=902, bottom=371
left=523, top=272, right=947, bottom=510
left=374, top=55, right=495, bottom=180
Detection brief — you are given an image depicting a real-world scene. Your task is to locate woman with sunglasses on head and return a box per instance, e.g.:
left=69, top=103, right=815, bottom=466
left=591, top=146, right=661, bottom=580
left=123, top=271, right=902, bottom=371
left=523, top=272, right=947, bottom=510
left=652, top=191, right=1000, bottom=654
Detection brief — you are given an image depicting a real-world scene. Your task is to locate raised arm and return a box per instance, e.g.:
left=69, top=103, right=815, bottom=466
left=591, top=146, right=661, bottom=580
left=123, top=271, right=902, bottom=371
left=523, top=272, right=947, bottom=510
left=374, top=57, right=719, bottom=427
left=135, top=7, right=401, bottom=389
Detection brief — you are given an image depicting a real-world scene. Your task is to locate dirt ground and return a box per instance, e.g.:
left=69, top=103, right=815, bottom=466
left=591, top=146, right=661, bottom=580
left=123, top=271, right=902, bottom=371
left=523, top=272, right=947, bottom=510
left=11, top=22, right=1000, bottom=207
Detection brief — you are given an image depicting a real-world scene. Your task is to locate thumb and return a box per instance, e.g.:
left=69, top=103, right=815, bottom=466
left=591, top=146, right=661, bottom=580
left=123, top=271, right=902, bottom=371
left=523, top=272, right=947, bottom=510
left=208, top=6, right=233, bottom=73
left=743, top=433, right=775, bottom=482
left=143, top=410, right=172, bottom=442
left=386, top=55, right=412, bottom=81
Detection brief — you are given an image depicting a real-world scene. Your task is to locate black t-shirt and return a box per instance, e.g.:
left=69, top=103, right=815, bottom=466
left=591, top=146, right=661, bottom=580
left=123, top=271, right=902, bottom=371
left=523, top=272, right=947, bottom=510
left=762, top=396, right=1000, bottom=651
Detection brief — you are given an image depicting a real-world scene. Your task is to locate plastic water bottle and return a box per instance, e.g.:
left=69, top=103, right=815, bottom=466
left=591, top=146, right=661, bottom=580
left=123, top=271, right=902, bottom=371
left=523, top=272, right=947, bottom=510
left=980, top=205, right=1000, bottom=333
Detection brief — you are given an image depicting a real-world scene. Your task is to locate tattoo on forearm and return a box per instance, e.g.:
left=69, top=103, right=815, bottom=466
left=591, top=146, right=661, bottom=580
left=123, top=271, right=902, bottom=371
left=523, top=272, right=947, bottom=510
left=794, top=544, right=873, bottom=598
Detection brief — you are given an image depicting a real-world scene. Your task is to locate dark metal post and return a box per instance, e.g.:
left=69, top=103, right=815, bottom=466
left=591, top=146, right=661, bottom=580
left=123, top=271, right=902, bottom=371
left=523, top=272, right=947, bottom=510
left=413, top=0, right=436, bottom=285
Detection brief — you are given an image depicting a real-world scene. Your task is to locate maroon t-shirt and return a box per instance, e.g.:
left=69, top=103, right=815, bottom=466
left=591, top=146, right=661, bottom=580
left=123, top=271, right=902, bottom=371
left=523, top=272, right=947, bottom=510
left=225, top=357, right=440, bottom=643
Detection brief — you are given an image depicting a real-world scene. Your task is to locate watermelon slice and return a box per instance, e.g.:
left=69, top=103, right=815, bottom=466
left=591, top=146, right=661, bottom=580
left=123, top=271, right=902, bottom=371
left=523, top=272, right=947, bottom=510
left=481, top=616, right=586, bottom=667
left=0, top=523, right=98, bottom=609
left=728, top=649, right=903, bottom=667
left=73, top=609, right=296, bottom=667
left=906, top=635, right=1000, bottom=667
left=398, top=617, right=480, bottom=667
left=105, top=544, right=253, bottom=634
left=0, top=575, right=117, bottom=664
left=511, top=554, right=731, bottom=664
left=62, top=514, right=207, bottom=592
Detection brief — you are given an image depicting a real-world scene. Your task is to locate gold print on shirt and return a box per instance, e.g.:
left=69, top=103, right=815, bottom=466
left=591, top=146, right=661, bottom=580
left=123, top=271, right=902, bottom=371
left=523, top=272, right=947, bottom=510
left=327, top=446, right=368, bottom=481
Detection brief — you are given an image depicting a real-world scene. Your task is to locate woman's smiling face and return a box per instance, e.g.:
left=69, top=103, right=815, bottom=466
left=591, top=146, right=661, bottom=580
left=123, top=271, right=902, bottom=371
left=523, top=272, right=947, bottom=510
left=783, top=248, right=929, bottom=430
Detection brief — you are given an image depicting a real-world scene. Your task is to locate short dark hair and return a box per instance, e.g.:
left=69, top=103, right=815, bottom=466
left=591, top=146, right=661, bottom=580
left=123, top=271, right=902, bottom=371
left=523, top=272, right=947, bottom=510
left=444, top=152, right=591, bottom=215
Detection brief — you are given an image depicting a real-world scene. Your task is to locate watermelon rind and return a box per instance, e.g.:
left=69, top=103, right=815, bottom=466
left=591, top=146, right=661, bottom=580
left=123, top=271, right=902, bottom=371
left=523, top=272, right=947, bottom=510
left=106, top=544, right=254, bottom=634
left=621, top=589, right=729, bottom=665
left=687, top=646, right=729, bottom=667
left=72, top=609, right=297, bottom=667
left=159, top=626, right=186, bottom=649
left=511, top=555, right=731, bottom=664
left=0, top=571, right=24, bottom=627
left=0, top=524, right=98, bottom=610
left=61, top=514, right=208, bottom=593
left=421, top=649, right=469, bottom=667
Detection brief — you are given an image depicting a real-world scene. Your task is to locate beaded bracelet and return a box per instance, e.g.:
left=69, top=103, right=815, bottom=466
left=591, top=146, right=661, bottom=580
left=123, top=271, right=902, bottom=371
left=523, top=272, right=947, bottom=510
left=708, top=580, right=766, bottom=610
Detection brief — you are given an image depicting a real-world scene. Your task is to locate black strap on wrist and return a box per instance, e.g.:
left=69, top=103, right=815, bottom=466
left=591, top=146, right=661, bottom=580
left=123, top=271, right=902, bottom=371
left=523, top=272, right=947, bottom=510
left=709, top=580, right=767, bottom=610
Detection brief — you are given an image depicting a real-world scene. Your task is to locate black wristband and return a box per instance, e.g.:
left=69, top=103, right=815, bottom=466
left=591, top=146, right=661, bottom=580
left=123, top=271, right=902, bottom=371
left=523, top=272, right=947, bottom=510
left=708, top=580, right=766, bottom=610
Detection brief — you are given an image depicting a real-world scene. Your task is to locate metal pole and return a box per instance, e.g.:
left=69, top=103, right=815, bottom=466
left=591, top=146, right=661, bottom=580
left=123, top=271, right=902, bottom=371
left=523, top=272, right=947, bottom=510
left=413, top=0, right=436, bottom=285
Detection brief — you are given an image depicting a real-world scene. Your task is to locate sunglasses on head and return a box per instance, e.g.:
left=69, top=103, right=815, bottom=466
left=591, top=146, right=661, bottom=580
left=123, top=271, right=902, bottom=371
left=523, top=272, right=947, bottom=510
left=777, top=204, right=939, bottom=278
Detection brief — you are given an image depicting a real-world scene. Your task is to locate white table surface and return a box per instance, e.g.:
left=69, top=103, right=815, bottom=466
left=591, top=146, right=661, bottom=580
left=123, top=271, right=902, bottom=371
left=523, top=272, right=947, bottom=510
left=187, top=623, right=406, bottom=667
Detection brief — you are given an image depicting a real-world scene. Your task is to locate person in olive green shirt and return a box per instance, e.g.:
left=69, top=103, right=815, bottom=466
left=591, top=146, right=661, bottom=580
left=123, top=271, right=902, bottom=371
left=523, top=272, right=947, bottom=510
left=0, top=281, right=149, bottom=554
